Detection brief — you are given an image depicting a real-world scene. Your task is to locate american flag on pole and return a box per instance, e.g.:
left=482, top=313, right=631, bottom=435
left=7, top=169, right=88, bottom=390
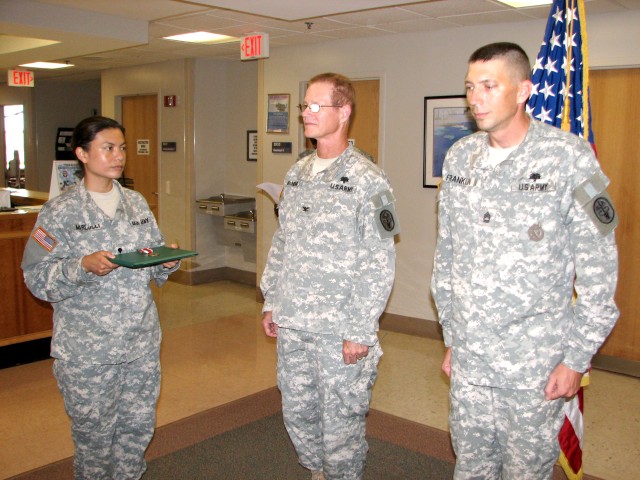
left=527, top=1, right=592, bottom=479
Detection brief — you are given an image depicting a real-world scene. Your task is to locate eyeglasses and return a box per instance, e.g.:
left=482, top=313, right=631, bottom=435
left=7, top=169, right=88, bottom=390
left=297, top=103, right=342, bottom=113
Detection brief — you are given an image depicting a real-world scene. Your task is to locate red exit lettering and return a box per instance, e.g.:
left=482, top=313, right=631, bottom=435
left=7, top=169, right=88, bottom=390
left=240, top=33, right=269, bottom=60
left=243, top=35, right=262, bottom=57
left=8, top=70, right=35, bottom=87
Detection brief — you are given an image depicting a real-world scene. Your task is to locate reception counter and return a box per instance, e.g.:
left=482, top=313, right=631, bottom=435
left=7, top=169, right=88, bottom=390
left=0, top=207, right=53, bottom=346
left=1, top=188, right=49, bottom=207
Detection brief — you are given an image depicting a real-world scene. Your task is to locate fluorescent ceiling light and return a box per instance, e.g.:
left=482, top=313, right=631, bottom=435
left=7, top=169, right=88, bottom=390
left=496, top=0, right=552, bottom=7
left=163, top=32, right=238, bottom=44
left=19, top=61, right=74, bottom=69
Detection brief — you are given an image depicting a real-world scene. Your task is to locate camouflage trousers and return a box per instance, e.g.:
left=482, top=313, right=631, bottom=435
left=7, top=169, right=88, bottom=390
left=277, top=328, right=382, bottom=480
left=53, top=351, right=161, bottom=480
left=449, top=373, right=565, bottom=480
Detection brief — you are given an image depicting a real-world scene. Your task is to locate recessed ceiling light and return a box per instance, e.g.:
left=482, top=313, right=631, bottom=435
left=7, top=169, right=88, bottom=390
left=163, top=32, right=238, bottom=44
left=496, top=0, right=552, bottom=7
left=19, top=61, right=73, bottom=69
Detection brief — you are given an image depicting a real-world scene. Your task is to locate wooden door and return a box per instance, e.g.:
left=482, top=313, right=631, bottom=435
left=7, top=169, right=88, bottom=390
left=590, top=68, right=640, bottom=362
left=121, top=95, right=159, bottom=219
left=349, top=79, right=380, bottom=162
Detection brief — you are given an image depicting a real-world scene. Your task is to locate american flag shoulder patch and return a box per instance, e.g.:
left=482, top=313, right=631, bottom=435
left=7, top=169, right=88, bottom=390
left=32, top=227, right=58, bottom=252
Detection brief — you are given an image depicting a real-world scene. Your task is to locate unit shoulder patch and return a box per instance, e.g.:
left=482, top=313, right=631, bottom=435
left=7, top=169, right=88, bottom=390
left=371, top=189, right=400, bottom=238
left=573, top=172, right=618, bottom=236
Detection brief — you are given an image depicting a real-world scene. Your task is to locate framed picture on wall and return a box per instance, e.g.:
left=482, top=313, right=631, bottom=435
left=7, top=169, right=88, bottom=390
left=266, top=93, right=290, bottom=134
left=247, top=130, right=258, bottom=161
left=423, top=95, right=477, bottom=188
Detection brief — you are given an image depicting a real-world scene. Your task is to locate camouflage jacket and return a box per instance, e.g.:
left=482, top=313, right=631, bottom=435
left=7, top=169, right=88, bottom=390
left=261, top=146, right=398, bottom=346
left=431, top=118, right=619, bottom=389
left=22, top=181, right=177, bottom=364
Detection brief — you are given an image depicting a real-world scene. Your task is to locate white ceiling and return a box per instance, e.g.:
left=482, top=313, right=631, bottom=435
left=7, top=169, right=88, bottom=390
left=1, top=0, right=639, bottom=81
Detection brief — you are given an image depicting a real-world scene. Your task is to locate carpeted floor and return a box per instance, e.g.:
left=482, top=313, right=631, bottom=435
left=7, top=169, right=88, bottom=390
left=144, top=412, right=455, bottom=479
left=10, top=387, right=600, bottom=480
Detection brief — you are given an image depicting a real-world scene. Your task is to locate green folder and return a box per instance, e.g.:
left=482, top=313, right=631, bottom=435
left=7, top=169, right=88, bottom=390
left=111, top=246, right=198, bottom=268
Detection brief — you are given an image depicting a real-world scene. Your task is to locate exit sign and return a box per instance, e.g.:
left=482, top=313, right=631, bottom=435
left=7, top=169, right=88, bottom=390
left=8, top=70, right=35, bottom=87
left=240, top=33, right=269, bottom=61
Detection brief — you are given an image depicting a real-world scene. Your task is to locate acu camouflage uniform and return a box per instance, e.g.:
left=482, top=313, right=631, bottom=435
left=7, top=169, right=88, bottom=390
left=431, top=118, right=619, bottom=479
left=261, top=145, right=398, bottom=480
left=22, top=180, right=178, bottom=480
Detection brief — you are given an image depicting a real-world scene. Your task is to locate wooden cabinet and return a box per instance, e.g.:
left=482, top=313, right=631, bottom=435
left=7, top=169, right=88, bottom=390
left=0, top=211, right=53, bottom=346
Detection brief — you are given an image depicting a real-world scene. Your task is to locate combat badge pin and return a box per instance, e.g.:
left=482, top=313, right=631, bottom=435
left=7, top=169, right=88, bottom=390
left=528, top=223, right=544, bottom=241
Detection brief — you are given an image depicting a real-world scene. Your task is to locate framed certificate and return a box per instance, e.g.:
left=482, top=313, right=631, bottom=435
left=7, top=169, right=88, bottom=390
left=266, top=93, right=290, bottom=134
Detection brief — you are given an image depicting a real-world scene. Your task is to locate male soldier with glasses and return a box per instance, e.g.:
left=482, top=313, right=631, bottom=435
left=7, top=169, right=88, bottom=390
left=261, top=73, right=399, bottom=480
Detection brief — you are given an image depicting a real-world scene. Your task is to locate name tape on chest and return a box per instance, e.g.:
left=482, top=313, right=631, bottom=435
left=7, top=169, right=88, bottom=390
left=443, top=174, right=478, bottom=187
left=573, top=171, right=618, bottom=236
left=371, top=189, right=400, bottom=238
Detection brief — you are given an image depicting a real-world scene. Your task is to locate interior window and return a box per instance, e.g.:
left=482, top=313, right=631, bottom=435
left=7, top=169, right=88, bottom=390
left=3, top=105, right=25, bottom=188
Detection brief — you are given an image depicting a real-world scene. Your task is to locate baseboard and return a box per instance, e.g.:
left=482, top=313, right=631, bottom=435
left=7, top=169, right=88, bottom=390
left=379, top=312, right=443, bottom=340
left=171, top=267, right=256, bottom=286
left=592, top=354, right=640, bottom=378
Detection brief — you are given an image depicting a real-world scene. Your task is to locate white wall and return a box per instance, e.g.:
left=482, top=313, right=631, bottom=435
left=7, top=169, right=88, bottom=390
left=194, top=58, right=258, bottom=272
left=256, top=11, right=640, bottom=322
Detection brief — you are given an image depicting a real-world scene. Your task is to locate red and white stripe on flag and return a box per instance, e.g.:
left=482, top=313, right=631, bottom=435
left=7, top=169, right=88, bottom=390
left=558, top=387, right=584, bottom=479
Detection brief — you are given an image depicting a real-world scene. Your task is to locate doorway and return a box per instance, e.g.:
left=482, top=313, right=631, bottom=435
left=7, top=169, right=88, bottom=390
left=2, top=105, right=25, bottom=188
left=591, top=68, right=640, bottom=364
left=349, top=79, right=380, bottom=162
left=121, top=95, right=159, bottom=219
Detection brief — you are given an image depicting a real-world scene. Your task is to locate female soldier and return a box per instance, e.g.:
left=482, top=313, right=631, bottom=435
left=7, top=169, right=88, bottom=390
left=22, top=116, right=179, bottom=480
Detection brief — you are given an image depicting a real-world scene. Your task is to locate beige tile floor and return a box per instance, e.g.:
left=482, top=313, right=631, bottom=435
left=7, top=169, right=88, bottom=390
left=0, top=281, right=638, bottom=479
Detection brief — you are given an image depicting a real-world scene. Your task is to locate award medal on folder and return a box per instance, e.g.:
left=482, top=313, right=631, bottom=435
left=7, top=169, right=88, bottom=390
left=111, top=245, right=198, bottom=268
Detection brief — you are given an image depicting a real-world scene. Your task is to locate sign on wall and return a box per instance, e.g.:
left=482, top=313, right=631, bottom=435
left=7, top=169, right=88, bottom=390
left=137, top=139, right=150, bottom=155
left=8, top=70, right=34, bottom=87
left=240, top=33, right=269, bottom=60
